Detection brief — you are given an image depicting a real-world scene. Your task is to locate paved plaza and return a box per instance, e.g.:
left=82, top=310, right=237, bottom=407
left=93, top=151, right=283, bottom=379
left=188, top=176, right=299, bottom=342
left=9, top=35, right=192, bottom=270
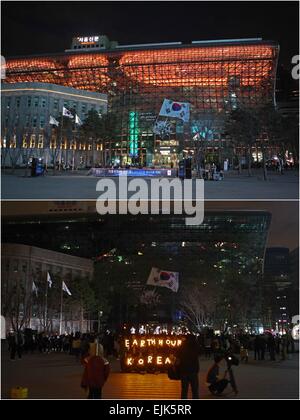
left=1, top=169, right=299, bottom=200
left=1, top=346, right=299, bottom=400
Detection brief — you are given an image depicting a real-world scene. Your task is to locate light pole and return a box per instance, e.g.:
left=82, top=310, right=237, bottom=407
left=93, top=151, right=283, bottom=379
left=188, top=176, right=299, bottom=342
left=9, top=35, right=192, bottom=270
left=98, top=310, right=103, bottom=334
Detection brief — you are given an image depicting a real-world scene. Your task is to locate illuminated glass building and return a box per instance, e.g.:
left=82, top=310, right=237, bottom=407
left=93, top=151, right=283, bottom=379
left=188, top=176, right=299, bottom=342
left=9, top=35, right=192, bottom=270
left=4, top=36, right=279, bottom=166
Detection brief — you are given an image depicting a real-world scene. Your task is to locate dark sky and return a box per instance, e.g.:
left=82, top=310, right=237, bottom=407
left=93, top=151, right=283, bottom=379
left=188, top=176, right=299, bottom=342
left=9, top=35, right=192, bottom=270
left=205, top=201, right=299, bottom=251
left=1, top=1, right=299, bottom=67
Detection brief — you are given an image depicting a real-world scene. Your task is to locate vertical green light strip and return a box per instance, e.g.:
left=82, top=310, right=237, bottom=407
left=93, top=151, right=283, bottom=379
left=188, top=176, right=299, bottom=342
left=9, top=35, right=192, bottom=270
left=129, top=111, right=138, bottom=156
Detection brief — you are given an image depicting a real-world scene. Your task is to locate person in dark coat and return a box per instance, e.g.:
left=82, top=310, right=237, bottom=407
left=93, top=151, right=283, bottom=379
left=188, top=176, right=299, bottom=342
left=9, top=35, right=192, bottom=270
left=31, top=157, right=37, bottom=177
left=206, top=354, right=229, bottom=395
left=267, top=335, right=276, bottom=361
left=176, top=334, right=200, bottom=399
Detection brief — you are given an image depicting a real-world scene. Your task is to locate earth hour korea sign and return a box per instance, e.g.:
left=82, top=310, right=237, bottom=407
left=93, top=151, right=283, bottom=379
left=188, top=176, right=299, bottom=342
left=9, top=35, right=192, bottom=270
left=121, top=336, right=184, bottom=371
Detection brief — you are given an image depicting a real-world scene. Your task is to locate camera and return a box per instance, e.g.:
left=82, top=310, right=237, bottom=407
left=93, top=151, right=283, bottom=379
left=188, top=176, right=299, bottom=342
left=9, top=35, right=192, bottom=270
left=224, top=353, right=239, bottom=367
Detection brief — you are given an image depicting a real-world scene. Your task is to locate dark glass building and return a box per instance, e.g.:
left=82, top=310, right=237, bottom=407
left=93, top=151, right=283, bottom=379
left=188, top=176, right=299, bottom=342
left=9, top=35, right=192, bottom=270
left=3, top=36, right=279, bottom=167
left=3, top=210, right=271, bottom=326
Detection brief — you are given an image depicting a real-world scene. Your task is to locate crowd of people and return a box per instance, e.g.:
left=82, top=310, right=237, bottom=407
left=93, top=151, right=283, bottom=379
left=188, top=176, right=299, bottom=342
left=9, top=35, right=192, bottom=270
left=5, top=327, right=297, bottom=399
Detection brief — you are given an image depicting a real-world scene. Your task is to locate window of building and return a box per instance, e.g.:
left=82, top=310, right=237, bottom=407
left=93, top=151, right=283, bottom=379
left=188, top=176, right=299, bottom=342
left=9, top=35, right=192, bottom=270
left=14, top=114, right=19, bottom=127
left=41, top=98, right=46, bottom=108
left=70, top=141, right=77, bottom=150
left=60, top=140, right=67, bottom=150
left=54, top=99, right=59, bottom=111
left=64, top=101, right=69, bottom=108
left=32, top=116, right=37, bottom=128
left=6, top=98, right=11, bottom=109
left=25, top=115, right=30, bottom=128
left=2, top=137, right=7, bottom=148
left=40, top=115, right=45, bottom=128
left=38, top=134, right=44, bottom=148
left=34, top=97, right=39, bottom=107
left=50, top=137, right=57, bottom=149
left=16, top=97, right=21, bottom=107
left=27, top=97, right=32, bottom=107
left=10, top=135, right=17, bottom=149
left=22, top=135, right=28, bottom=148
left=30, top=134, right=36, bottom=148
left=81, top=103, right=87, bottom=113
left=12, top=260, right=19, bottom=272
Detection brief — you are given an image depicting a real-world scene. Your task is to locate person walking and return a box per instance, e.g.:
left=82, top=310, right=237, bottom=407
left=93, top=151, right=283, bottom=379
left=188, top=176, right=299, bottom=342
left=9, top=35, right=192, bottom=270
left=176, top=334, right=200, bottom=399
left=81, top=348, right=110, bottom=399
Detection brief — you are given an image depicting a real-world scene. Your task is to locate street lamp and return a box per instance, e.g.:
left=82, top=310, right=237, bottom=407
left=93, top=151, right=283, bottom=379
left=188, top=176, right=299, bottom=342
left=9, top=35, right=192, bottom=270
left=98, top=310, right=103, bottom=334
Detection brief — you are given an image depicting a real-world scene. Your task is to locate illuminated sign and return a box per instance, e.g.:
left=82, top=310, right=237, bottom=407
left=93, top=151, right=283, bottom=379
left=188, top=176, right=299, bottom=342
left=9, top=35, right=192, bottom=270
left=77, top=36, right=99, bottom=44
left=129, top=111, right=139, bottom=157
left=121, top=335, right=184, bottom=372
left=90, top=168, right=177, bottom=177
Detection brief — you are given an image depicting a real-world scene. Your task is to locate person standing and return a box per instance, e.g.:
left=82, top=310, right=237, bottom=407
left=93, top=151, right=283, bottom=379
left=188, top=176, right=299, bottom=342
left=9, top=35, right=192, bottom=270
left=267, top=335, right=276, bottom=361
left=81, top=351, right=110, bottom=399
left=176, top=334, right=200, bottom=399
left=8, top=332, right=17, bottom=361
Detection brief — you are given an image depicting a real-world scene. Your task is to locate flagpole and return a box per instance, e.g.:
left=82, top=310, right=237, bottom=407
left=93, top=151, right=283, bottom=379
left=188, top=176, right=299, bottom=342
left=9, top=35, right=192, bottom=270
left=59, top=111, right=64, bottom=171
left=73, top=119, right=76, bottom=171
left=44, top=274, right=48, bottom=332
left=59, top=281, right=63, bottom=335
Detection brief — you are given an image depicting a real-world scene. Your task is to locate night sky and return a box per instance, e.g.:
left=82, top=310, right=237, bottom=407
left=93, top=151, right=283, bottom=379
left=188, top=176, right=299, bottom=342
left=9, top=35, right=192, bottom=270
left=1, top=1, right=299, bottom=68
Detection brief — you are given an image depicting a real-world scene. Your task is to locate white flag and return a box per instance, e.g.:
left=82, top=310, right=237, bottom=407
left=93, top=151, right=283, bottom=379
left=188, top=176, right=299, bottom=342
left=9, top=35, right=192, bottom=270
left=159, top=99, right=190, bottom=122
left=147, top=267, right=179, bottom=293
left=32, top=281, right=38, bottom=296
left=47, top=272, right=52, bottom=288
left=62, top=281, right=72, bottom=296
left=75, top=114, right=83, bottom=126
left=49, top=115, right=59, bottom=126
left=63, top=107, right=74, bottom=119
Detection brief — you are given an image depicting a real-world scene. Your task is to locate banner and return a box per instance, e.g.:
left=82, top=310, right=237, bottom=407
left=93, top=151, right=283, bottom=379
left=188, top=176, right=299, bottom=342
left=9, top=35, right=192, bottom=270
left=159, top=99, right=190, bottom=122
left=147, top=267, right=179, bottom=292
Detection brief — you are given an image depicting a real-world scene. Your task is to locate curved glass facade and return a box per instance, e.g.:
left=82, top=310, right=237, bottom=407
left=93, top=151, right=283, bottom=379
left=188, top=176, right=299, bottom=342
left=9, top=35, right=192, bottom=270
left=4, top=39, right=279, bottom=165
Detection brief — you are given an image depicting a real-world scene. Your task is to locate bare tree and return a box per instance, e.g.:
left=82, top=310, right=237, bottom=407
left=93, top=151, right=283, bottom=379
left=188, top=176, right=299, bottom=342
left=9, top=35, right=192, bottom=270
left=180, top=284, right=216, bottom=332
left=191, top=111, right=223, bottom=178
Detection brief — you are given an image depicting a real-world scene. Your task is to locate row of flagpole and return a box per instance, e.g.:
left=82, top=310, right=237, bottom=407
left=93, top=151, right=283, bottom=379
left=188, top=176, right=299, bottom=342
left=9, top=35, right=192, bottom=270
left=32, top=272, right=72, bottom=335
left=49, top=106, right=83, bottom=128
left=49, top=107, right=82, bottom=171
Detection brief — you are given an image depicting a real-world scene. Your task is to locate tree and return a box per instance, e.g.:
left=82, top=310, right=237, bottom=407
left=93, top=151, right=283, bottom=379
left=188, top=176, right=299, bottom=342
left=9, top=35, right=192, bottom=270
left=190, top=111, right=223, bottom=178
left=2, top=271, right=32, bottom=332
left=80, top=110, right=119, bottom=167
left=180, top=283, right=217, bottom=332
left=225, top=107, right=261, bottom=176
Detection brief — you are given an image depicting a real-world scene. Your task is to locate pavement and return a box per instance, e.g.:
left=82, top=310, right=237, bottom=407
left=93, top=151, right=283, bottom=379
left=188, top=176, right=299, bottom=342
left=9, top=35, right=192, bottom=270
left=1, top=346, right=299, bottom=400
left=1, top=169, right=299, bottom=200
